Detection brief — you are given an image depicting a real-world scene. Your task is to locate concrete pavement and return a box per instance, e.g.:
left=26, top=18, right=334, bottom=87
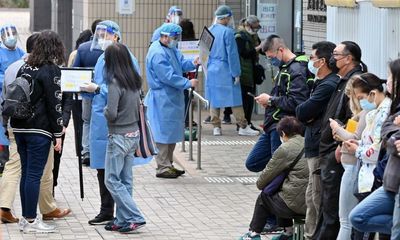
left=0, top=112, right=282, bottom=240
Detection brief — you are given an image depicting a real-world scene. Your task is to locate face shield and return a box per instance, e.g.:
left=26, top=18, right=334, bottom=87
left=169, top=9, right=183, bottom=24
left=90, top=24, right=115, bottom=51
left=1, top=25, right=19, bottom=50
left=161, top=31, right=182, bottom=48
left=214, top=14, right=235, bottom=29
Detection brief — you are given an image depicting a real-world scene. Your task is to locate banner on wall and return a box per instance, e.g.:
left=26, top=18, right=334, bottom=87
left=257, top=1, right=277, bottom=40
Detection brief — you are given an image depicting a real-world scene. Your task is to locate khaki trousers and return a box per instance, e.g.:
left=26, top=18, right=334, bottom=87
left=304, top=156, right=322, bottom=239
left=210, top=106, right=247, bottom=128
left=155, top=143, right=176, bottom=174
left=0, top=132, right=57, bottom=214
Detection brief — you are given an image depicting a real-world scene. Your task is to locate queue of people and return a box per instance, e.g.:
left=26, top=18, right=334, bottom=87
left=239, top=29, right=400, bottom=240
left=0, top=4, right=398, bottom=240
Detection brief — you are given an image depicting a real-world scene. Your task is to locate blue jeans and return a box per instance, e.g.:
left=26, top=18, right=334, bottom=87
left=15, top=133, right=51, bottom=218
left=104, top=133, right=145, bottom=226
left=81, top=98, right=91, bottom=156
left=245, top=129, right=281, bottom=172
left=349, top=186, right=395, bottom=235
left=338, top=164, right=359, bottom=240
left=392, top=189, right=400, bottom=240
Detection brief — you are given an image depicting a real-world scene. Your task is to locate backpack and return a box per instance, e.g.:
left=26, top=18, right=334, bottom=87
left=2, top=72, right=34, bottom=119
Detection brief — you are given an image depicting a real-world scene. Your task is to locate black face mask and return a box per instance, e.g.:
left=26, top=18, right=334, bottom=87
left=329, top=56, right=340, bottom=73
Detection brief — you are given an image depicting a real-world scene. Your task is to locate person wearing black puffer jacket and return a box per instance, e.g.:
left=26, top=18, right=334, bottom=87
left=10, top=30, right=64, bottom=233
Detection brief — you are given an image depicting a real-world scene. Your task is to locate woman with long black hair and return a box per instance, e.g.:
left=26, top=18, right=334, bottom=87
left=102, top=43, right=146, bottom=234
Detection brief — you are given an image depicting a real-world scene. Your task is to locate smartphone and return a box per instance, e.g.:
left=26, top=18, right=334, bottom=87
left=247, top=92, right=256, bottom=98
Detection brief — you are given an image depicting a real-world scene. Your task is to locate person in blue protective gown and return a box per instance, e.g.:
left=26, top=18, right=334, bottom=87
left=80, top=20, right=148, bottom=226
left=150, top=6, right=183, bottom=44
left=206, top=5, right=259, bottom=137
left=0, top=24, right=25, bottom=94
left=145, top=23, right=199, bottom=179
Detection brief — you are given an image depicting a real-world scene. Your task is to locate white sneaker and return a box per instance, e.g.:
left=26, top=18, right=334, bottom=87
left=238, top=125, right=260, bottom=136
left=19, top=217, right=29, bottom=232
left=23, top=216, right=56, bottom=233
left=213, top=127, right=222, bottom=136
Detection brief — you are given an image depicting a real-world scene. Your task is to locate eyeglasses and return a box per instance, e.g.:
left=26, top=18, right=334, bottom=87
left=332, top=53, right=349, bottom=57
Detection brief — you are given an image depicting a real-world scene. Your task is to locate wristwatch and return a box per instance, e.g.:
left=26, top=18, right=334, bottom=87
left=94, top=85, right=100, bottom=95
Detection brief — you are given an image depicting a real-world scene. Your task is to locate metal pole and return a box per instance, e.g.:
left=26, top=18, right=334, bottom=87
left=197, top=98, right=202, bottom=170
left=188, top=92, right=193, bottom=161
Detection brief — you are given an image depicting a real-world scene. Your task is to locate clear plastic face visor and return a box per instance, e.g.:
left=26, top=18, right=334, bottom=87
left=90, top=25, right=115, bottom=51
left=161, top=31, right=182, bottom=48
left=169, top=9, right=183, bottom=24
left=213, top=14, right=235, bottom=28
left=1, top=25, right=19, bottom=49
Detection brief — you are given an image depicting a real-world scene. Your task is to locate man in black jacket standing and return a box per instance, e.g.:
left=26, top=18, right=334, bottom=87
left=313, top=41, right=367, bottom=240
left=295, top=41, right=339, bottom=239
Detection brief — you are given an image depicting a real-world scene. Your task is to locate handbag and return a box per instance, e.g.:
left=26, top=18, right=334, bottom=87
left=134, top=94, right=158, bottom=158
left=262, top=148, right=305, bottom=196
left=254, top=63, right=265, bottom=85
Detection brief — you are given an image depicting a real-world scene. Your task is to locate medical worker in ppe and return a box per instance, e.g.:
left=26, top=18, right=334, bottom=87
left=145, top=23, right=199, bottom=179
left=80, top=20, right=143, bottom=225
left=0, top=24, right=25, bottom=94
left=206, top=5, right=259, bottom=137
left=150, top=6, right=183, bottom=43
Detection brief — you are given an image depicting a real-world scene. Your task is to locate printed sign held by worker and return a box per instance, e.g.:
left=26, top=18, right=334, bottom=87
left=198, top=26, right=215, bottom=78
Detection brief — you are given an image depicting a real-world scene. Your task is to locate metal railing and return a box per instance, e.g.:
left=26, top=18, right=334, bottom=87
left=181, top=89, right=209, bottom=170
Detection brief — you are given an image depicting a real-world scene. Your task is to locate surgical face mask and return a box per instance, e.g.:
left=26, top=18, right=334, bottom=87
left=280, top=136, right=284, bottom=143
left=171, top=15, right=181, bottom=24
left=359, top=97, right=377, bottom=111
left=168, top=39, right=178, bottom=48
left=308, top=59, right=321, bottom=76
left=4, top=38, right=17, bottom=49
left=101, top=40, right=113, bottom=50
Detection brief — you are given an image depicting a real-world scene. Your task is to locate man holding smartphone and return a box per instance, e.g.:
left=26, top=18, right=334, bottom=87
left=246, top=35, right=310, bottom=173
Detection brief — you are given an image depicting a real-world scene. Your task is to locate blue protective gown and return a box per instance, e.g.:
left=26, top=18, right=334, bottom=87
left=144, top=41, right=195, bottom=144
left=205, top=23, right=242, bottom=108
left=0, top=45, right=25, bottom=93
left=89, top=52, right=150, bottom=169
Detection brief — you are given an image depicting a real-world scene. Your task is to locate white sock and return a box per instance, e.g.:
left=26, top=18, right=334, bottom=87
left=250, top=231, right=260, bottom=237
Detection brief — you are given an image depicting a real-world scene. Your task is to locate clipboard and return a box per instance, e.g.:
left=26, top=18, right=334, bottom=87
left=60, top=67, right=94, bottom=92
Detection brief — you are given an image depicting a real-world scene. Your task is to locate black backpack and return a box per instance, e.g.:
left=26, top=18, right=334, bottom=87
left=2, top=72, right=34, bottom=119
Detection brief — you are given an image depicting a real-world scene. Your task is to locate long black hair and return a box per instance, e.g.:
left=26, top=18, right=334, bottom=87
left=104, top=43, right=142, bottom=91
left=389, top=58, right=400, bottom=114
left=179, top=19, right=195, bottom=41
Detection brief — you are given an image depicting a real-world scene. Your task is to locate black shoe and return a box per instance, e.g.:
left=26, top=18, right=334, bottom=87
left=171, top=167, right=185, bottom=176
left=82, top=154, right=90, bottom=166
left=104, top=218, right=122, bottom=231
left=156, top=169, right=180, bottom=178
left=222, top=116, right=232, bottom=124
left=203, top=116, right=211, bottom=124
left=88, top=214, right=114, bottom=225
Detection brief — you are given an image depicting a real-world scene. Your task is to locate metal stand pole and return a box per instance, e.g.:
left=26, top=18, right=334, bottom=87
left=189, top=91, right=193, bottom=161
left=197, top=98, right=202, bottom=170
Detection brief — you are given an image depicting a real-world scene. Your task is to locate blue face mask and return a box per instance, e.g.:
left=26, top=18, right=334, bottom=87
left=360, top=98, right=376, bottom=111
left=270, top=57, right=282, bottom=67
left=4, top=38, right=17, bottom=49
